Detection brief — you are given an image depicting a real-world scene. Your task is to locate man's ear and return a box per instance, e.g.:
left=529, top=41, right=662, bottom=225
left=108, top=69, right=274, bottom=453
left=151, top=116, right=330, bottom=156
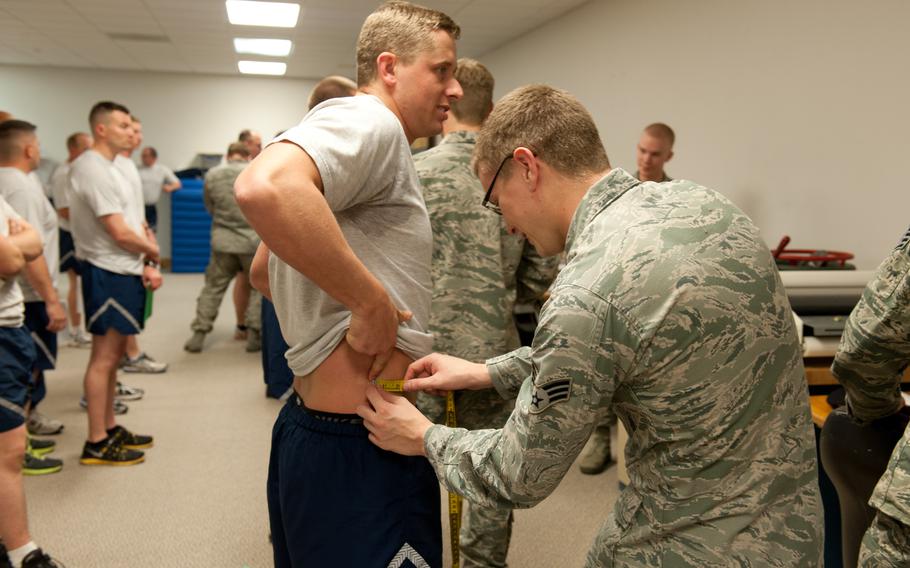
left=513, top=147, right=539, bottom=192
left=376, top=52, right=398, bottom=88
left=666, top=150, right=674, bottom=163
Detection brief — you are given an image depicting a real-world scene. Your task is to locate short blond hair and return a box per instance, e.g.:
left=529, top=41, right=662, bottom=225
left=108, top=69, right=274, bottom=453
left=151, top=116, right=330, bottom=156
left=474, top=85, right=610, bottom=179
left=643, top=122, right=675, bottom=146
left=308, top=75, right=357, bottom=110
left=356, top=1, right=460, bottom=87
left=450, top=58, right=493, bottom=126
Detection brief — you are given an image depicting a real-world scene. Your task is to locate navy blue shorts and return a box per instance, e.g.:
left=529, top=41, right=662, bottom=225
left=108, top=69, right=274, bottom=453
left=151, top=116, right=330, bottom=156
left=267, top=395, right=442, bottom=568
left=24, top=302, right=57, bottom=371
left=145, top=204, right=158, bottom=232
left=261, top=299, right=293, bottom=400
left=82, top=262, right=145, bottom=336
left=58, top=228, right=81, bottom=274
left=0, top=326, right=36, bottom=432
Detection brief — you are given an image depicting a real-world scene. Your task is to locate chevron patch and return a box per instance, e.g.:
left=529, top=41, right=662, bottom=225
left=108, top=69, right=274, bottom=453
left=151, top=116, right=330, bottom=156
left=387, top=543, right=430, bottom=568
left=529, top=378, right=572, bottom=414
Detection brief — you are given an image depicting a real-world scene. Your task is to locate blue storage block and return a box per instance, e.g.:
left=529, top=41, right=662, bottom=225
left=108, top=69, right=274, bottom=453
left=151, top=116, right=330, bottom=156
left=171, top=177, right=212, bottom=273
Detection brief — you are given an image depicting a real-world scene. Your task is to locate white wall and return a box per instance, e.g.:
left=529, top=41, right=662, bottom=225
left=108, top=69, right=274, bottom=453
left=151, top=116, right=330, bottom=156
left=479, top=0, right=910, bottom=268
left=1, top=64, right=317, bottom=258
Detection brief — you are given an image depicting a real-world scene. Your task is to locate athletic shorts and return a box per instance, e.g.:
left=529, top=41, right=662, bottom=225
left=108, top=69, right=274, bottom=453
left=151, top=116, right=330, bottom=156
left=24, top=301, right=57, bottom=371
left=267, top=394, right=442, bottom=568
left=59, top=228, right=81, bottom=274
left=145, top=204, right=158, bottom=232
left=261, top=299, right=293, bottom=400
left=82, top=262, right=145, bottom=336
left=0, top=326, right=36, bottom=432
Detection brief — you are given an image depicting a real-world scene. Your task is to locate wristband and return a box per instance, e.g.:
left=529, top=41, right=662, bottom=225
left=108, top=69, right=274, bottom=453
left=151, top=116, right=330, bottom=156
left=144, top=259, right=160, bottom=269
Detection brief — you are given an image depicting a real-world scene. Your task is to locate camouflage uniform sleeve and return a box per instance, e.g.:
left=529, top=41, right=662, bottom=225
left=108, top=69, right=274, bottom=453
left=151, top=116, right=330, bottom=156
left=831, top=237, right=910, bottom=423
left=202, top=173, right=214, bottom=215
left=424, top=285, right=640, bottom=508
left=515, top=242, right=560, bottom=304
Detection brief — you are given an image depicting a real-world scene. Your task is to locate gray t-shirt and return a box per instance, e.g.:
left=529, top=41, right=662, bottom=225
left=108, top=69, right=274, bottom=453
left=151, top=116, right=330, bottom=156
left=0, top=196, right=24, bottom=327
left=68, top=150, right=145, bottom=275
left=139, top=163, right=179, bottom=205
left=49, top=162, right=71, bottom=231
left=0, top=168, right=59, bottom=302
left=268, top=94, right=433, bottom=376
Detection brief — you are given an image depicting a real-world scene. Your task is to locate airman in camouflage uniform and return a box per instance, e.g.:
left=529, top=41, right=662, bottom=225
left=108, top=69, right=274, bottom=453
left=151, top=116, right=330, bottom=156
left=359, top=85, right=823, bottom=566
left=184, top=143, right=260, bottom=352
left=413, top=58, right=559, bottom=567
left=831, top=227, right=910, bottom=567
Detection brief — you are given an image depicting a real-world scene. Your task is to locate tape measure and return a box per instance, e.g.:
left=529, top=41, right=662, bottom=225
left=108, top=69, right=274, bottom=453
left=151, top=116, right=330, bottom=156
left=375, top=379, right=462, bottom=568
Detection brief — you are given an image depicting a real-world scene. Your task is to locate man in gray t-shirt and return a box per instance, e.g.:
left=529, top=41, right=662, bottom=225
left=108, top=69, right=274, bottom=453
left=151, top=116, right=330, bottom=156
left=138, top=146, right=180, bottom=231
left=236, top=3, right=463, bottom=566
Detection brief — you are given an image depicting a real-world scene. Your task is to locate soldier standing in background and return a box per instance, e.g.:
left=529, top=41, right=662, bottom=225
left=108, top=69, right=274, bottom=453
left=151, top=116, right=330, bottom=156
left=358, top=85, right=823, bottom=566
left=827, top=225, right=910, bottom=567
left=184, top=142, right=260, bottom=353
left=414, top=59, right=558, bottom=567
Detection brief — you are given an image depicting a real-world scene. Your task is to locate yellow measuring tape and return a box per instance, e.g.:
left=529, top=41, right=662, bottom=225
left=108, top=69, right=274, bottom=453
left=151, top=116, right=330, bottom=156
left=375, top=379, right=462, bottom=568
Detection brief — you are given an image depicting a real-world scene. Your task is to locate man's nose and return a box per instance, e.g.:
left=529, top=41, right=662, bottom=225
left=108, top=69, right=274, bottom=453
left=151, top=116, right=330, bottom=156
left=447, top=78, right=463, bottom=100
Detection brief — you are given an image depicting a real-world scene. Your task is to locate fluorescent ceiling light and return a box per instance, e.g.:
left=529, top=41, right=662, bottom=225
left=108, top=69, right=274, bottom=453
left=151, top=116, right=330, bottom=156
left=226, top=1, right=300, bottom=28
left=238, top=60, right=287, bottom=75
left=234, top=38, right=293, bottom=57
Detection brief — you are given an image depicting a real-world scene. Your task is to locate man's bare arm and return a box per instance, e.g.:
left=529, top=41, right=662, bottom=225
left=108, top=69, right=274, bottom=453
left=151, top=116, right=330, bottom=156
left=56, top=207, right=70, bottom=221
left=7, top=218, right=43, bottom=261
left=235, top=141, right=410, bottom=378
left=163, top=180, right=181, bottom=193
left=0, top=234, right=26, bottom=277
left=99, top=213, right=159, bottom=262
left=250, top=242, right=271, bottom=300
left=22, top=255, right=66, bottom=331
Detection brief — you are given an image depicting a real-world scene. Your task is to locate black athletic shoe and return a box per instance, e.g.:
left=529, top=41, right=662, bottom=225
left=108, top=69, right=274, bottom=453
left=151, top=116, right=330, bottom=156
left=108, top=425, right=154, bottom=450
left=27, top=437, right=56, bottom=457
left=21, top=548, right=65, bottom=568
left=79, top=437, right=144, bottom=466
left=0, top=541, right=13, bottom=568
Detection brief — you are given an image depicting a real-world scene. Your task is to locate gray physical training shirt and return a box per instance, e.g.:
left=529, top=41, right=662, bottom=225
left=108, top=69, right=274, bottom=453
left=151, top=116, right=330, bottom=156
left=267, top=94, right=433, bottom=377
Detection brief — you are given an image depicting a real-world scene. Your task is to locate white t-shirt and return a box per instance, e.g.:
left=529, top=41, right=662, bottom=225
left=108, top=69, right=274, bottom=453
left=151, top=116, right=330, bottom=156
left=268, top=94, right=434, bottom=376
left=138, top=163, right=179, bottom=205
left=114, top=155, right=144, bottom=208
left=0, top=168, right=59, bottom=302
left=49, top=162, right=71, bottom=231
left=0, top=196, right=25, bottom=327
left=68, top=150, right=144, bottom=275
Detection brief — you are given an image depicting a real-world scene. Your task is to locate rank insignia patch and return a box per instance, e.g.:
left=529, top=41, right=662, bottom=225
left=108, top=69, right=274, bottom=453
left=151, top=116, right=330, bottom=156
left=530, top=379, right=571, bottom=414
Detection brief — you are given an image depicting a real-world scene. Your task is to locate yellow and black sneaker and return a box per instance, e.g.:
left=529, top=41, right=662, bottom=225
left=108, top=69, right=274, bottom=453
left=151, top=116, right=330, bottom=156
left=79, top=437, right=144, bottom=466
left=27, top=436, right=56, bottom=457
left=23, top=452, right=63, bottom=476
left=108, top=425, right=154, bottom=450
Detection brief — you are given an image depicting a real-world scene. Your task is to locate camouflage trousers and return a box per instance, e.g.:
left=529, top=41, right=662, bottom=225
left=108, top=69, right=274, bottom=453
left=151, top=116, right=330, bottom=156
left=190, top=250, right=261, bottom=333
left=859, top=512, right=910, bottom=567
left=417, top=389, right=514, bottom=567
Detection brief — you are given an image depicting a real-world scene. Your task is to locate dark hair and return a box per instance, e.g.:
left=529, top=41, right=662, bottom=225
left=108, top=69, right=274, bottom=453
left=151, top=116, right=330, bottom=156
left=89, top=101, right=130, bottom=128
left=0, top=119, right=37, bottom=162
left=144, top=146, right=158, bottom=158
left=238, top=129, right=256, bottom=142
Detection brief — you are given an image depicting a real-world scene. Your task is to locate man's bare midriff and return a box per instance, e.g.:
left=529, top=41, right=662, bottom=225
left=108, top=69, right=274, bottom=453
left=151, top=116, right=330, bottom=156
left=294, top=338, right=415, bottom=414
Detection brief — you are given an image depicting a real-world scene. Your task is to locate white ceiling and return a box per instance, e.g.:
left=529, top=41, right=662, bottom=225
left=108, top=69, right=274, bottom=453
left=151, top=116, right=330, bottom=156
left=0, top=0, right=590, bottom=79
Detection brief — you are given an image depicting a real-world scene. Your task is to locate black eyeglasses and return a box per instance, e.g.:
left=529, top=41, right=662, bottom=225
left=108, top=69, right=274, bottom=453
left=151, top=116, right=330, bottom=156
left=481, top=155, right=512, bottom=215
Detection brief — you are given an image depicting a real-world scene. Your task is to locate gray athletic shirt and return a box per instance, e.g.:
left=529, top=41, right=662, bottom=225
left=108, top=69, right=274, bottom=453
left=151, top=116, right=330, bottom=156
left=267, top=94, right=433, bottom=377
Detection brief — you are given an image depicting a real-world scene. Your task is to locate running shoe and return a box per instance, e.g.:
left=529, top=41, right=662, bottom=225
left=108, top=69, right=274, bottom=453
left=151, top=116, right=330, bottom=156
left=120, top=352, right=168, bottom=374
left=108, top=424, right=153, bottom=450
left=79, top=437, right=144, bottom=466
left=23, top=453, right=63, bottom=476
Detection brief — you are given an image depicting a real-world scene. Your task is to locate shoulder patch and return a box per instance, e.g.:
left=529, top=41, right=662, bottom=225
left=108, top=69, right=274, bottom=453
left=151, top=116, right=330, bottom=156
left=530, top=379, right=572, bottom=414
